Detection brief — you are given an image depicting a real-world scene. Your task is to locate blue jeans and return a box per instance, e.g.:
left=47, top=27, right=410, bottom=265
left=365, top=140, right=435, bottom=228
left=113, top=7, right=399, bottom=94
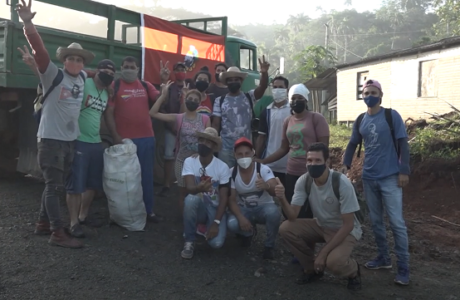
left=363, top=174, right=409, bottom=267
left=132, top=137, right=155, bottom=215
left=218, top=149, right=236, bottom=168
left=183, top=194, right=227, bottom=249
left=227, top=203, right=281, bottom=248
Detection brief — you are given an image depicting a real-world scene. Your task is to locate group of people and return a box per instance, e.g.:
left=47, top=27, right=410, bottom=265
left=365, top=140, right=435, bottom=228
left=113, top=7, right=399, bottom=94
left=16, top=0, right=411, bottom=290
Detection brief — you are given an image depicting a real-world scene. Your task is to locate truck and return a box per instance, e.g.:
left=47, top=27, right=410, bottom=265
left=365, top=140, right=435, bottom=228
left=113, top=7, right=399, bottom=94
left=0, top=0, right=273, bottom=182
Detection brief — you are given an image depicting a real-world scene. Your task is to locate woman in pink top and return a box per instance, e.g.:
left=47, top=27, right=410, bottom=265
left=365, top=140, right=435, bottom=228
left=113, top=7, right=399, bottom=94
left=257, top=84, right=330, bottom=218
left=150, top=83, right=210, bottom=214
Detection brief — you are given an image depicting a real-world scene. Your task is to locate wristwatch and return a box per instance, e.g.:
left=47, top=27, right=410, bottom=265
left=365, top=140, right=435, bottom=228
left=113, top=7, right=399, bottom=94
left=213, top=219, right=221, bottom=225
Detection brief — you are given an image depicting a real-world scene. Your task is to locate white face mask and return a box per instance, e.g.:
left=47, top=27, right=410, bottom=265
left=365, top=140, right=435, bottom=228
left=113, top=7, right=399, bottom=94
left=272, top=88, right=287, bottom=103
left=237, top=157, right=252, bottom=169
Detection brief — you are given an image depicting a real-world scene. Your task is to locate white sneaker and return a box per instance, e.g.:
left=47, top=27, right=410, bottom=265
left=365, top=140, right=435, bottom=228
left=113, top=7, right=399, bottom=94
left=181, top=242, right=194, bottom=259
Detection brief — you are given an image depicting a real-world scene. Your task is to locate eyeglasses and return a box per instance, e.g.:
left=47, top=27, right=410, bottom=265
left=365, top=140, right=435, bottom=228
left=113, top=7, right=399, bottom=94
left=199, top=167, right=207, bottom=177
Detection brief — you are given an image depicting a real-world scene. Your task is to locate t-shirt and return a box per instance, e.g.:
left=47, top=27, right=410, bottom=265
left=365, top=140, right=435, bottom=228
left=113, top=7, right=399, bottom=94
left=108, top=79, right=159, bottom=139
left=283, top=112, right=330, bottom=176
left=196, top=95, right=213, bottom=117
left=38, top=63, right=86, bottom=141
left=77, top=78, right=108, bottom=143
left=291, top=171, right=362, bottom=241
left=230, top=163, right=275, bottom=206
left=182, top=156, right=231, bottom=207
left=207, top=83, right=229, bottom=106
left=212, top=90, right=257, bottom=151
left=348, top=108, right=408, bottom=180
left=175, top=113, right=209, bottom=161
left=258, top=102, right=291, bottom=173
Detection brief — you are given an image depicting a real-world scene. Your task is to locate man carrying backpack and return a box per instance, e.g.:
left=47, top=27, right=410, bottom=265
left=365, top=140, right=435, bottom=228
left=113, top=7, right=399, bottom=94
left=341, top=79, right=411, bottom=286
left=277, top=143, right=362, bottom=290
left=17, top=0, right=94, bottom=248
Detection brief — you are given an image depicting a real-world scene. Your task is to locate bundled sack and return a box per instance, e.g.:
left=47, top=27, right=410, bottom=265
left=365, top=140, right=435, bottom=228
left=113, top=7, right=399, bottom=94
left=103, top=139, right=146, bottom=231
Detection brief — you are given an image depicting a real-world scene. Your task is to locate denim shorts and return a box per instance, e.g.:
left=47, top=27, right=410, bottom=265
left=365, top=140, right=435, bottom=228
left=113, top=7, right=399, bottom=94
left=66, top=141, right=104, bottom=194
left=164, top=129, right=176, bottom=161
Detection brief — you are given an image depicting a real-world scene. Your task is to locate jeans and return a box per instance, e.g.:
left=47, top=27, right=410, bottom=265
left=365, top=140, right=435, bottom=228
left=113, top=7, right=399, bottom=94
left=37, top=139, right=74, bottom=230
left=132, top=137, right=155, bottom=215
left=218, top=149, right=236, bottom=169
left=227, top=203, right=281, bottom=248
left=363, top=174, right=409, bottom=267
left=183, top=194, right=227, bottom=249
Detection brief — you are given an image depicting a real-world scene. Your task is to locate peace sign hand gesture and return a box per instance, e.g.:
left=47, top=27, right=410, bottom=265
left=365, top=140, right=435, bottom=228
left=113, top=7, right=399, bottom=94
left=15, top=0, right=36, bottom=23
left=160, top=60, right=170, bottom=81
left=181, top=83, right=190, bottom=96
left=160, top=80, right=174, bottom=98
left=258, top=55, right=270, bottom=73
left=17, top=45, right=35, bottom=67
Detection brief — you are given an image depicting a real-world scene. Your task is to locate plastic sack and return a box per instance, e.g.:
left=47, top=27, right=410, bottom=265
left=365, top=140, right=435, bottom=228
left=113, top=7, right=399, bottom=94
left=103, top=139, right=146, bottom=231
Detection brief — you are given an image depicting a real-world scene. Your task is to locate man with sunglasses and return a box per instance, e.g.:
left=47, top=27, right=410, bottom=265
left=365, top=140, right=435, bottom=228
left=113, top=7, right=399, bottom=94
left=341, top=79, right=411, bottom=286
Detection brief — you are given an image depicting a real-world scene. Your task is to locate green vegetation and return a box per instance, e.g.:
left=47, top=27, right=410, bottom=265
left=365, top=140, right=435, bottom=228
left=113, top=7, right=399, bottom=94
left=330, top=124, right=352, bottom=149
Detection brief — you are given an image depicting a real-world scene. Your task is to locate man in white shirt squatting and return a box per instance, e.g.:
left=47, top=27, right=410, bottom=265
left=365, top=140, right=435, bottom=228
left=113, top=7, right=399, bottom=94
left=277, top=142, right=362, bottom=290
left=181, top=127, right=231, bottom=259
left=227, top=137, right=281, bottom=260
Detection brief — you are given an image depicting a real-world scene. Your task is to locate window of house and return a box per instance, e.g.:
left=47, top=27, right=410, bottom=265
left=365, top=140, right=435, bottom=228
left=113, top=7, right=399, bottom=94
left=240, top=47, right=253, bottom=71
left=356, top=71, right=369, bottom=100
left=418, top=60, right=438, bottom=97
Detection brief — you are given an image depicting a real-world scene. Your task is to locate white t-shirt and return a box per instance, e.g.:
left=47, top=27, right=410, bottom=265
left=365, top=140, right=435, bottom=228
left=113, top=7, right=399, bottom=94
left=182, top=156, right=231, bottom=207
left=231, top=163, right=275, bottom=206
left=291, top=170, right=362, bottom=240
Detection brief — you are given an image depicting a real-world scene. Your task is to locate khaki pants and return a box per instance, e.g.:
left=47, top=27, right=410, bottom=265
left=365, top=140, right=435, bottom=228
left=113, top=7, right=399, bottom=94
left=279, top=219, right=358, bottom=278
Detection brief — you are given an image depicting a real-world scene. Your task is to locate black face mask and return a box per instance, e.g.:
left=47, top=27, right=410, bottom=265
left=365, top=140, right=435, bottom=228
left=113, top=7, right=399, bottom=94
left=195, top=81, right=209, bottom=92
left=215, top=73, right=220, bottom=82
left=185, top=101, right=199, bottom=112
left=198, top=144, right=213, bottom=157
left=291, top=101, right=306, bottom=114
left=227, top=82, right=241, bottom=93
left=98, top=72, right=114, bottom=86
left=307, top=164, right=327, bottom=179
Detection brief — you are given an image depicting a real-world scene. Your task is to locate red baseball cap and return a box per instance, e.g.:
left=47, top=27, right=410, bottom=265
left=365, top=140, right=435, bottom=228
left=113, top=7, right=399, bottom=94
left=362, top=79, right=382, bottom=92
left=234, top=137, right=253, bottom=151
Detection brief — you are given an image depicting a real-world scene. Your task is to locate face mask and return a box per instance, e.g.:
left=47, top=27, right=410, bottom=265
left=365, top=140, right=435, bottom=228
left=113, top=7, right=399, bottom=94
left=198, top=144, right=213, bottom=157
left=97, top=72, right=114, bottom=86
left=121, top=69, right=138, bottom=83
left=175, top=72, right=186, bottom=81
left=185, top=101, right=199, bottom=112
left=364, top=95, right=380, bottom=108
left=228, top=82, right=241, bottom=93
left=215, top=73, right=220, bottom=82
left=272, top=88, right=287, bottom=103
left=237, top=157, right=252, bottom=169
left=307, top=164, right=326, bottom=179
left=195, top=81, right=209, bottom=92
left=291, top=101, right=306, bottom=114
left=64, top=61, right=84, bottom=76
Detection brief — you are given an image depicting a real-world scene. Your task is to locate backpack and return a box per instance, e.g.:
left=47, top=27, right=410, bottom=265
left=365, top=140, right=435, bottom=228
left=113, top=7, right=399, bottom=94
left=113, top=78, right=154, bottom=108
left=218, top=92, right=258, bottom=131
left=304, top=171, right=368, bottom=224
left=355, top=108, right=399, bottom=158
left=33, top=69, right=85, bottom=124
left=228, top=162, right=262, bottom=196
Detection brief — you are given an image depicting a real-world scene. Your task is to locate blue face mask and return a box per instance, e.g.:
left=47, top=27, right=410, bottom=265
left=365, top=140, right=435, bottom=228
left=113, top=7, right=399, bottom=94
left=364, top=95, right=380, bottom=108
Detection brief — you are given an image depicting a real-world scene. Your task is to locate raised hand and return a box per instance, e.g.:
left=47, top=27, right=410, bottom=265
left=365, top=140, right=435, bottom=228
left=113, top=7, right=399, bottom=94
left=258, top=55, right=270, bottom=73
left=160, top=60, right=170, bottom=81
left=274, top=177, right=285, bottom=199
left=15, top=0, right=36, bottom=23
left=255, top=173, right=267, bottom=191
left=160, top=80, right=174, bottom=98
left=181, top=82, right=190, bottom=96
left=17, top=45, right=35, bottom=67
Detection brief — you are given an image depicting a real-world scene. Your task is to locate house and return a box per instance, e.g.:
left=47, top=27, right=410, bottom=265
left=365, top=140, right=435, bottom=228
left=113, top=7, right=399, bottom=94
left=304, top=68, right=337, bottom=123
left=335, top=36, right=460, bottom=124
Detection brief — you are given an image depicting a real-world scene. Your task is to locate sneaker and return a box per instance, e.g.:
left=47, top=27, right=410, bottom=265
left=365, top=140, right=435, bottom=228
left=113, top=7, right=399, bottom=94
left=34, top=221, right=51, bottom=235
left=69, top=224, right=85, bottom=238
left=48, top=228, right=84, bottom=248
left=181, top=242, right=194, bottom=259
left=263, top=247, right=274, bottom=260
left=394, top=266, right=410, bottom=286
left=147, top=214, right=159, bottom=223
left=291, top=256, right=300, bottom=264
left=196, top=224, right=207, bottom=237
left=364, top=255, right=392, bottom=270
left=347, top=262, right=362, bottom=291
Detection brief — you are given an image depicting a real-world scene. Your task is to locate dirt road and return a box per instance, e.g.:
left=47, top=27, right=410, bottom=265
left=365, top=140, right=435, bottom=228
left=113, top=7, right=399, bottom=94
left=1, top=176, right=459, bottom=300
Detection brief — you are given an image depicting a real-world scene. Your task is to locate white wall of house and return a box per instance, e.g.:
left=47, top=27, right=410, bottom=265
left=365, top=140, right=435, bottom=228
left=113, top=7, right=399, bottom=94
left=336, top=46, right=460, bottom=122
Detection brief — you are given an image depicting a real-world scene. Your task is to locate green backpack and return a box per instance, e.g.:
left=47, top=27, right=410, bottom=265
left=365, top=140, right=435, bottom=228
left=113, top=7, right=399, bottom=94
left=304, top=171, right=367, bottom=224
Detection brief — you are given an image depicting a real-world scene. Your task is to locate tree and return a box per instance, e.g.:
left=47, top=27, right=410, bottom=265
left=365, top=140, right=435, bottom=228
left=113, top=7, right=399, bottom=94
left=294, top=45, right=337, bottom=81
left=433, top=0, right=460, bottom=36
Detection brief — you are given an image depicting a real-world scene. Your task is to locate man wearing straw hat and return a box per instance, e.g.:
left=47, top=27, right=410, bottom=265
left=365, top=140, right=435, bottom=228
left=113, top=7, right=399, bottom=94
left=17, top=0, right=95, bottom=248
left=181, top=127, right=231, bottom=259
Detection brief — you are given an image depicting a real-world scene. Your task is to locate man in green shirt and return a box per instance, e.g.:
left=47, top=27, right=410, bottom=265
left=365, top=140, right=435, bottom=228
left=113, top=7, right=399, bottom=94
left=66, top=59, right=116, bottom=238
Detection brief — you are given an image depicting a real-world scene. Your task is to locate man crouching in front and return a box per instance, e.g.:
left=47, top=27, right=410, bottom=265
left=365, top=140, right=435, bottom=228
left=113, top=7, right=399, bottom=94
left=181, top=127, right=231, bottom=259
left=276, top=142, right=362, bottom=290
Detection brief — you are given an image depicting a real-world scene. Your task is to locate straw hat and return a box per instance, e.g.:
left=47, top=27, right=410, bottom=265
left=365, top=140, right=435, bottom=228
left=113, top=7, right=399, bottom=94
left=56, top=43, right=95, bottom=64
left=195, top=127, right=222, bottom=152
left=219, top=66, right=248, bottom=83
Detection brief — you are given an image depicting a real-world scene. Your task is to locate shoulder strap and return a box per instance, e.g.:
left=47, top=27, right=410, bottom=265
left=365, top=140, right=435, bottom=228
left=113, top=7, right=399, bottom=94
left=356, top=112, right=365, bottom=158
left=40, top=69, right=64, bottom=105
left=384, top=108, right=399, bottom=156
left=140, top=80, right=154, bottom=108
left=219, top=95, right=226, bottom=111
left=305, top=173, right=314, bottom=196
left=113, top=79, right=121, bottom=98
left=256, top=162, right=261, bottom=175
left=78, top=71, right=86, bottom=82
left=232, top=166, right=238, bottom=182
left=245, top=92, right=256, bottom=119
left=331, top=171, right=341, bottom=200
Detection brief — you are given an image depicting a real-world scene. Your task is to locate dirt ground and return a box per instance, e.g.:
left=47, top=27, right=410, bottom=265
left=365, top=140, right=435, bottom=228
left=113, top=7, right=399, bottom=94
left=1, top=151, right=460, bottom=300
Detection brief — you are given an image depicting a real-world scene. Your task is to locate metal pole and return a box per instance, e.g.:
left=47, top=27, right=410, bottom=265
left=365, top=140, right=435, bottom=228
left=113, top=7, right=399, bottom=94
left=324, top=23, right=329, bottom=50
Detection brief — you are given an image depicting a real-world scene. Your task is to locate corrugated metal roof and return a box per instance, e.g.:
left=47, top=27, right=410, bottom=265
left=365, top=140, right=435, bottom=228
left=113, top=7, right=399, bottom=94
left=304, top=68, right=337, bottom=90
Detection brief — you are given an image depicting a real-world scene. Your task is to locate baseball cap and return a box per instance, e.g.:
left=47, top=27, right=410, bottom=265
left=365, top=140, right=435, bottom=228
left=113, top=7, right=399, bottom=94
left=234, top=137, right=253, bottom=151
left=362, top=79, right=382, bottom=92
left=173, top=62, right=186, bottom=70
left=97, top=59, right=116, bottom=72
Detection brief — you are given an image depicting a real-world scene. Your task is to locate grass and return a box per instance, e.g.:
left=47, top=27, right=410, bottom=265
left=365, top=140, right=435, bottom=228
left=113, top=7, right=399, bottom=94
left=330, top=124, right=352, bottom=149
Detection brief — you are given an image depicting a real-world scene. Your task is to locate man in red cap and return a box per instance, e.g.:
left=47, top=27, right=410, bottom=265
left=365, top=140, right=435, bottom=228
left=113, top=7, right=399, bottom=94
left=226, top=137, right=281, bottom=260
left=342, top=79, right=411, bottom=286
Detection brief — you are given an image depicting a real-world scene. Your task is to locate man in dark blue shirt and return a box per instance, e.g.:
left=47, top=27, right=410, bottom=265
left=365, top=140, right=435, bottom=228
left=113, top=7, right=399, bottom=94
left=341, top=79, right=411, bottom=286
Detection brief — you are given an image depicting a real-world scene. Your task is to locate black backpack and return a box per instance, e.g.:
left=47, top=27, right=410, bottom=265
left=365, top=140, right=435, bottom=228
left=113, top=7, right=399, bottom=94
left=33, top=69, right=85, bottom=124
left=217, top=93, right=259, bottom=131
left=355, top=108, right=399, bottom=158
left=113, top=78, right=154, bottom=108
